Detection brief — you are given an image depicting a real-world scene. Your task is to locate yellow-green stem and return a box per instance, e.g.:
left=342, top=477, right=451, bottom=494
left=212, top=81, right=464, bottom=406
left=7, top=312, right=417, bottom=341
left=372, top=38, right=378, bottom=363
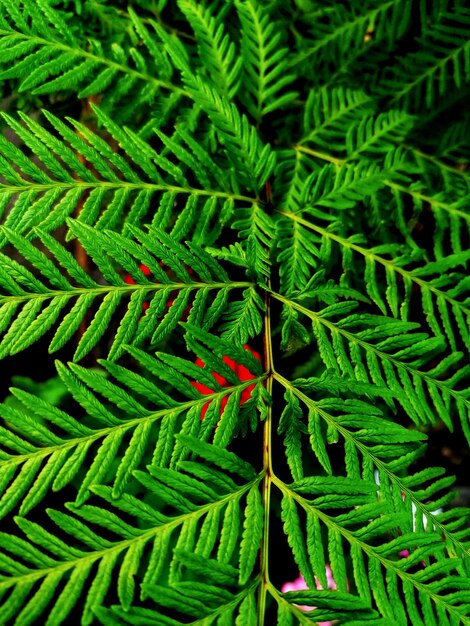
left=258, top=286, right=274, bottom=625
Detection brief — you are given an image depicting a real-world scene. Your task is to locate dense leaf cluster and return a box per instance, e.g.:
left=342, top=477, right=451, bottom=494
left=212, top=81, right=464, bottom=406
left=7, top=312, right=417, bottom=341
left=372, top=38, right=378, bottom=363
left=0, top=0, right=469, bottom=624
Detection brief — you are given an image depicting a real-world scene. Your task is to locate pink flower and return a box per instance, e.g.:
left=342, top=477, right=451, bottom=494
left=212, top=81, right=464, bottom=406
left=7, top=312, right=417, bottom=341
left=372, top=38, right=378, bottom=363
left=281, top=565, right=338, bottom=625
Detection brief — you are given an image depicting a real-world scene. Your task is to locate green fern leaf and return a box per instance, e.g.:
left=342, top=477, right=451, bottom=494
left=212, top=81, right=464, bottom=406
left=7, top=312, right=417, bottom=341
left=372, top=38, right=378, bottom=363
left=0, top=2, right=470, bottom=624
left=236, top=0, right=298, bottom=122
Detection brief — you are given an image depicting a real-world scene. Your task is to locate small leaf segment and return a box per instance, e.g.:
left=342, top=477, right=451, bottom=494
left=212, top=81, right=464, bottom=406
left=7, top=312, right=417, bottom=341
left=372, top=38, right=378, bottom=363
left=191, top=344, right=262, bottom=420
left=123, top=262, right=194, bottom=315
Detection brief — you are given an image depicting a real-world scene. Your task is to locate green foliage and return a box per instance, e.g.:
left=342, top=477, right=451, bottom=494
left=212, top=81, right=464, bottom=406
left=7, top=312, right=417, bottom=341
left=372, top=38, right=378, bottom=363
left=0, top=1, right=469, bottom=625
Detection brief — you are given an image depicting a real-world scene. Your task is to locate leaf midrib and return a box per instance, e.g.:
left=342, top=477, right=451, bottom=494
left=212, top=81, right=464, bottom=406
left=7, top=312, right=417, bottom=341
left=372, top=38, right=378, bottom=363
left=0, top=282, right=252, bottom=305
left=0, top=181, right=255, bottom=204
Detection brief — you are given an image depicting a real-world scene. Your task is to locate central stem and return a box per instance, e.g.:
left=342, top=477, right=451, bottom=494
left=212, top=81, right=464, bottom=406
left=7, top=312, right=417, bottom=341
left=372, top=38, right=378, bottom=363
left=258, top=287, right=274, bottom=625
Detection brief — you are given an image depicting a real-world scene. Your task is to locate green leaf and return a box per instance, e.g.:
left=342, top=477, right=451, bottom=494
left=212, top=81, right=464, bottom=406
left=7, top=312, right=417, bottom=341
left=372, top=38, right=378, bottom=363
left=239, top=484, right=263, bottom=585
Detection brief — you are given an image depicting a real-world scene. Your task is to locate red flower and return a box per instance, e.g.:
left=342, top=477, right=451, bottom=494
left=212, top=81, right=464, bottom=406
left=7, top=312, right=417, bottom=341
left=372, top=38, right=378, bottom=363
left=191, top=345, right=262, bottom=420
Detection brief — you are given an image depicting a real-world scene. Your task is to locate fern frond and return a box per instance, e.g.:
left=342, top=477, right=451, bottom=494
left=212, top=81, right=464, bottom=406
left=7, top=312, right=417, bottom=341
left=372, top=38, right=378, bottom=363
left=0, top=108, right=243, bottom=243
left=0, top=1, right=469, bottom=623
left=382, top=179, right=470, bottom=258
left=276, top=219, right=321, bottom=297
left=307, top=162, right=390, bottom=211
left=301, top=87, right=374, bottom=153
left=278, top=210, right=470, bottom=351
left=0, top=0, right=182, bottom=123
left=275, top=148, right=321, bottom=214
left=0, top=223, right=242, bottom=361
left=0, top=339, right=265, bottom=516
left=218, top=287, right=265, bottom=344
left=274, top=381, right=470, bottom=612
left=433, top=116, right=470, bottom=165
left=376, top=6, right=470, bottom=110
left=278, top=479, right=470, bottom=624
left=236, top=0, right=298, bottom=123
left=183, top=75, right=276, bottom=191
left=155, top=21, right=276, bottom=193
left=0, top=447, right=261, bottom=625
left=273, top=293, right=470, bottom=439
left=178, top=0, right=242, bottom=99
left=346, top=111, right=415, bottom=160
left=405, top=146, right=470, bottom=209
left=292, top=142, right=470, bottom=263
left=232, top=203, right=275, bottom=281
left=294, top=0, right=411, bottom=79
